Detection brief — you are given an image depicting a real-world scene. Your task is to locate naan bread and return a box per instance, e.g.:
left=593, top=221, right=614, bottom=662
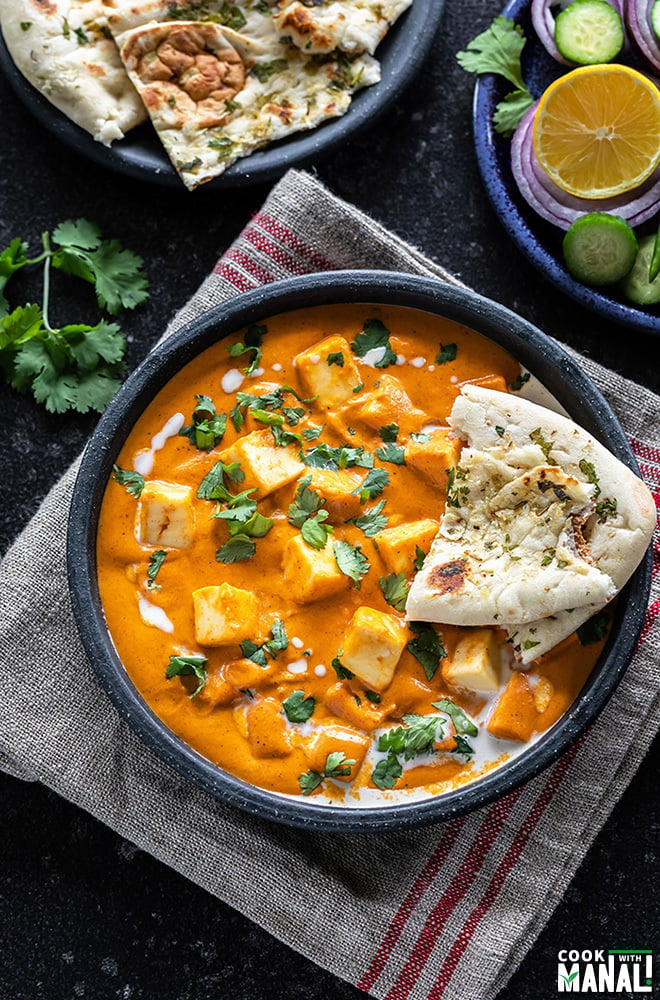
left=273, top=0, right=412, bottom=55
left=0, top=0, right=146, bottom=144
left=406, top=385, right=656, bottom=663
left=105, top=1, right=380, bottom=188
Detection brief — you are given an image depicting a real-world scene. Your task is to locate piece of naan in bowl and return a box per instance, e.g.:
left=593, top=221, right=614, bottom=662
left=0, top=0, right=147, bottom=143
left=406, top=385, right=656, bottom=664
left=272, top=0, right=413, bottom=55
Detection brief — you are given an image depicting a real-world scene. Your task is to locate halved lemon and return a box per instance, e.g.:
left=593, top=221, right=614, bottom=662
left=532, top=64, right=660, bottom=199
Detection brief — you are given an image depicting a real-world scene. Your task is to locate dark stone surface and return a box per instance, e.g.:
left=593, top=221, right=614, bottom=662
left=0, top=0, right=657, bottom=997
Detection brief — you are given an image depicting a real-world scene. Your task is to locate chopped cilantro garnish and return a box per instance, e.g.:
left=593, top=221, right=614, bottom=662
left=350, top=318, right=397, bottom=368
left=495, top=425, right=506, bottom=438
left=577, top=609, right=609, bottom=646
left=327, top=351, right=344, bottom=367
left=333, top=540, right=370, bottom=588
left=407, top=622, right=447, bottom=680
left=379, top=572, right=409, bottom=613
left=251, top=58, right=288, bottom=82
left=529, top=427, right=553, bottom=460
left=288, top=477, right=324, bottom=527
left=446, top=465, right=469, bottom=507
left=378, top=713, right=443, bottom=760
left=379, top=423, right=399, bottom=442
left=180, top=394, right=227, bottom=451
left=352, top=467, right=390, bottom=503
left=241, top=620, right=289, bottom=666
left=197, top=460, right=245, bottom=501
left=303, top=442, right=373, bottom=471
left=215, top=534, right=256, bottom=563
left=112, top=464, right=145, bottom=498
left=299, top=751, right=356, bottom=795
left=331, top=654, right=354, bottom=680
left=350, top=499, right=389, bottom=537
left=371, top=750, right=403, bottom=790
left=227, top=323, right=265, bottom=375
left=282, top=689, right=316, bottom=723
left=435, top=342, right=457, bottom=364
left=165, top=655, right=208, bottom=698
left=375, top=442, right=406, bottom=465
left=578, top=459, right=601, bottom=498
left=510, top=371, right=530, bottom=391
left=413, top=545, right=427, bottom=571
left=433, top=698, right=478, bottom=737
left=146, top=550, right=167, bottom=590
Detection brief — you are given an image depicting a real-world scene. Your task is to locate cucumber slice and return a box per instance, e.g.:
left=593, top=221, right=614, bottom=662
left=562, top=213, right=638, bottom=286
left=555, top=0, right=624, bottom=63
left=652, top=0, right=660, bottom=40
left=620, top=235, right=660, bottom=305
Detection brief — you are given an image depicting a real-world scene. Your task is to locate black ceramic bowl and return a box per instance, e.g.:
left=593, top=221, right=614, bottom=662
left=67, top=271, right=652, bottom=832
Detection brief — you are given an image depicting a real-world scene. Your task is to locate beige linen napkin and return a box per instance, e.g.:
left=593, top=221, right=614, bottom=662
left=1, top=169, right=658, bottom=1000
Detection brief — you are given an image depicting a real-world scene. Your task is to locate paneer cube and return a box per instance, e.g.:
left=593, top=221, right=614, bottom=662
left=404, top=429, right=462, bottom=490
left=341, top=606, right=407, bottom=691
left=323, top=681, right=386, bottom=732
left=192, top=583, right=261, bottom=646
left=219, top=429, right=304, bottom=497
left=294, top=335, right=362, bottom=407
left=246, top=697, right=292, bottom=758
left=443, top=629, right=501, bottom=693
left=138, top=480, right=194, bottom=549
left=359, top=375, right=427, bottom=436
left=377, top=519, right=439, bottom=577
left=306, top=724, right=369, bottom=780
left=487, top=671, right=537, bottom=742
left=307, top=467, right=364, bottom=523
left=282, top=535, right=347, bottom=604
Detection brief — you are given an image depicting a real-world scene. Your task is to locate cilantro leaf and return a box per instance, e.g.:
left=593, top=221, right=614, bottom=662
left=456, top=17, right=533, bottom=137
left=433, top=699, right=478, bottom=737
left=165, top=654, right=208, bottom=698
left=227, top=323, right=265, bottom=376
left=379, top=572, right=409, bottom=613
left=0, top=239, right=28, bottom=317
left=282, top=689, right=316, bottom=723
left=352, top=467, right=390, bottom=503
left=379, top=423, right=399, bottom=442
left=351, top=499, right=389, bottom=537
left=375, top=442, right=406, bottom=466
left=197, top=460, right=245, bottom=500
left=301, top=511, right=331, bottom=550
left=350, top=318, right=397, bottom=368
left=331, top=654, right=354, bottom=680
left=435, top=342, right=457, bottom=365
left=333, top=540, right=370, bottom=588
left=241, top=620, right=289, bottom=665
left=378, top=714, right=443, bottom=761
left=452, top=734, right=476, bottom=757
left=577, top=609, right=609, bottom=646
left=287, top=477, right=324, bottom=527
left=216, top=534, right=256, bottom=563
left=298, top=769, right=324, bottom=795
left=52, top=220, right=148, bottom=315
left=371, top=750, right=403, bottom=790
left=146, top=550, right=167, bottom=589
left=327, top=351, right=344, bottom=367
left=180, top=394, right=227, bottom=451
left=413, top=545, right=426, bottom=571
left=112, top=464, right=145, bottom=498
left=298, top=752, right=356, bottom=795
left=303, top=442, right=373, bottom=471
left=407, top=622, right=447, bottom=680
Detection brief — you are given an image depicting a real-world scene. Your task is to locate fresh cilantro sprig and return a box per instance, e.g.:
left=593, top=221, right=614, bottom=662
left=350, top=318, right=397, bottom=368
left=407, top=622, right=447, bottom=681
left=456, top=17, right=534, bottom=137
left=333, top=540, right=371, bottom=588
left=165, top=654, right=208, bottom=698
left=0, top=220, right=148, bottom=413
left=180, top=394, right=227, bottom=451
left=112, top=464, right=145, bottom=498
left=146, top=550, right=167, bottom=590
left=282, top=689, right=316, bottom=723
left=241, top=619, right=289, bottom=666
left=226, top=323, right=266, bottom=376
left=350, top=499, right=389, bottom=537
left=352, top=467, right=390, bottom=504
left=298, top=751, right=356, bottom=795
left=379, top=572, right=410, bottom=613
left=287, top=477, right=332, bottom=550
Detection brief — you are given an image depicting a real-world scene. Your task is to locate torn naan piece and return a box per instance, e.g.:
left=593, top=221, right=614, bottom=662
left=0, top=0, right=146, bottom=144
left=406, top=385, right=656, bottom=664
left=105, top=1, right=380, bottom=188
left=273, top=0, right=413, bottom=55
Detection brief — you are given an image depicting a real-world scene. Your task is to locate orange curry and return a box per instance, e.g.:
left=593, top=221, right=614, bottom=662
left=97, top=304, right=607, bottom=803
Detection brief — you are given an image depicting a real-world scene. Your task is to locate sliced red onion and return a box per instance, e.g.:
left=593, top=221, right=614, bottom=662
left=531, top=0, right=627, bottom=65
left=510, top=104, right=660, bottom=229
left=626, top=0, right=660, bottom=72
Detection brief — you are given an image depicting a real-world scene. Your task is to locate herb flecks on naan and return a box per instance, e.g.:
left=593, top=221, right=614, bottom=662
left=0, top=0, right=147, bottom=143
left=406, top=385, right=656, bottom=664
left=273, top=0, right=413, bottom=55
left=107, top=1, right=380, bottom=188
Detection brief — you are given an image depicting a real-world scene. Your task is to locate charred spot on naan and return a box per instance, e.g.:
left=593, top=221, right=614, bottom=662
left=428, top=559, right=466, bottom=596
left=119, top=22, right=247, bottom=129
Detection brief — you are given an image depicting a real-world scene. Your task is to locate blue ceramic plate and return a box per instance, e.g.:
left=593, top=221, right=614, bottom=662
left=0, top=0, right=443, bottom=190
left=473, top=0, right=660, bottom=334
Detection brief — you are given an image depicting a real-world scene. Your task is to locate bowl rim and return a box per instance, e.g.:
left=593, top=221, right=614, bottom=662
left=67, top=270, right=653, bottom=832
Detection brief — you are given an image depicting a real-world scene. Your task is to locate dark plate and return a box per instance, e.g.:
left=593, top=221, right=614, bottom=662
left=473, top=0, right=660, bottom=334
left=0, top=1, right=444, bottom=190
left=67, top=271, right=652, bottom=832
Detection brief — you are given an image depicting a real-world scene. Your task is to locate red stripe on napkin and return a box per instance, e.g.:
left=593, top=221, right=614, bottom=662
left=357, top=819, right=467, bottom=992
left=253, top=211, right=335, bottom=271
left=243, top=225, right=322, bottom=277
